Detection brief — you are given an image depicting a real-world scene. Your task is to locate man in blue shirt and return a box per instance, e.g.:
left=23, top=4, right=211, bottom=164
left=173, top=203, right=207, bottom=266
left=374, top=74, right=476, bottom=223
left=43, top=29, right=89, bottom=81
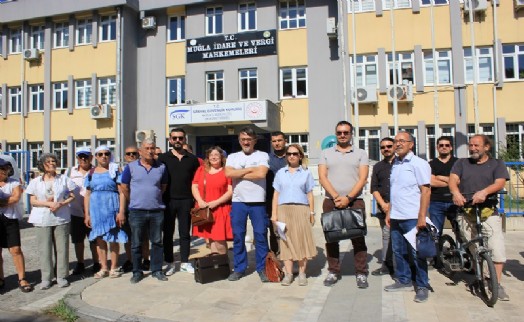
left=121, top=139, right=168, bottom=284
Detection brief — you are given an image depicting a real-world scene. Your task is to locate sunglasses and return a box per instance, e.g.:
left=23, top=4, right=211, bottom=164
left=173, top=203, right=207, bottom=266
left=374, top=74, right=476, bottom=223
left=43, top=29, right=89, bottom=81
left=438, top=144, right=451, bottom=148
left=96, top=152, right=111, bottom=157
left=171, top=136, right=185, bottom=141
left=286, top=152, right=300, bottom=157
left=125, top=152, right=138, bottom=156
left=336, top=131, right=351, bottom=136
left=77, top=153, right=90, bottom=159
left=380, top=145, right=393, bottom=150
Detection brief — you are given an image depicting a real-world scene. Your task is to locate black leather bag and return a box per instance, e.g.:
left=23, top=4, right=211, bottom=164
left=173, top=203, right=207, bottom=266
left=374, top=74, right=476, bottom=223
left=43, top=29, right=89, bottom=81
left=416, top=224, right=439, bottom=259
left=321, top=208, right=367, bottom=243
left=194, top=253, right=231, bottom=284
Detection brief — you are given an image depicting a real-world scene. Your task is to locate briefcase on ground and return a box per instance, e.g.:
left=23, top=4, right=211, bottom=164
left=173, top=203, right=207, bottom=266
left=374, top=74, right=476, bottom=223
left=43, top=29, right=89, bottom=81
left=321, top=208, right=367, bottom=243
left=194, top=253, right=231, bottom=284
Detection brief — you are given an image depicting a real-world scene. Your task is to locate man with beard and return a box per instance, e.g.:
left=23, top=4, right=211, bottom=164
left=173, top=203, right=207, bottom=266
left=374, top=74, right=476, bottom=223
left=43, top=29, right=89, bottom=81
left=449, top=134, right=510, bottom=301
left=225, top=126, right=270, bottom=282
left=158, top=128, right=200, bottom=276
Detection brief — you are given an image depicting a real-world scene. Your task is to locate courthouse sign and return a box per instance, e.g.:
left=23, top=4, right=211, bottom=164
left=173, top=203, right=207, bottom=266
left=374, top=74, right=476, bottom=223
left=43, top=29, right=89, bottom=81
left=168, top=100, right=269, bottom=125
left=186, top=30, right=277, bottom=63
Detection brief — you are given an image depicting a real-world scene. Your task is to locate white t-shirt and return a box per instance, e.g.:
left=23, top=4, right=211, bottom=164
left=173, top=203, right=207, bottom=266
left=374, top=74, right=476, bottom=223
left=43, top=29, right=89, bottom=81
left=226, top=150, right=269, bottom=203
left=67, top=166, right=90, bottom=217
left=0, top=178, right=23, bottom=220
left=25, top=174, right=77, bottom=226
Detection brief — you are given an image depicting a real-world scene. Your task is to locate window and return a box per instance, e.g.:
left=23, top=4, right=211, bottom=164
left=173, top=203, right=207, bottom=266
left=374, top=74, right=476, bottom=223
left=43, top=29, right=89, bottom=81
left=53, top=82, right=68, bottom=109
left=287, top=134, right=309, bottom=157
left=239, top=69, right=258, bottom=100
left=502, top=44, right=524, bottom=81
left=238, top=3, right=257, bottom=32
left=30, top=25, right=45, bottom=50
left=9, top=28, right=22, bottom=54
left=425, top=126, right=454, bottom=160
left=280, top=67, right=308, bottom=98
left=505, top=123, right=524, bottom=159
left=54, top=22, right=69, bottom=48
left=76, top=18, right=93, bottom=45
left=464, top=47, right=493, bottom=83
left=421, top=0, right=448, bottom=5
left=100, top=16, right=116, bottom=42
left=383, top=0, right=412, bottom=10
left=387, top=52, right=414, bottom=85
left=30, top=85, right=45, bottom=112
left=51, top=141, right=68, bottom=169
left=6, top=144, right=23, bottom=171
left=168, top=16, right=186, bottom=41
left=167, top=77, right=185, bottom=105
left=96, top=139, right=115, bottom=152
left=352, top=55, right=378, bottom=87
left=358, top=129, right=381, bottom=161
left=75, top=79, right=92, bottom=108
left=98, top=77, right=116, bottom=105
left=206, top=71, right=224, bottom=102
left=348, top=0, right=376, bottom=13
left=74, top=140, right=91, bottom=152
left=9, top=87, right=22, bottom=114
left=423, top=50, right=452, bottom=85
left=279, top=0, right=306, bottom=30
left=206, top=7, right=223, bottom=35
left=29, top=142, right=44, bottom=169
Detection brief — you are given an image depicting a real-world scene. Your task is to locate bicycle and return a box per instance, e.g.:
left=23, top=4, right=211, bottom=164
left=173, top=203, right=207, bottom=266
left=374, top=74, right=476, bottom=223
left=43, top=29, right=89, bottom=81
left=438, top=192, right=504, bottom=307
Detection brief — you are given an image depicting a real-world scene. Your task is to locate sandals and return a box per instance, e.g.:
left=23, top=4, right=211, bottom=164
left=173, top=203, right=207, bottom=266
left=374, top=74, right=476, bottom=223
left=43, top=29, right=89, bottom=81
left=18, top=279, right=33, bottom=293
left=94, top=269, right=109, bottom=279
left=109, top=269, right=121, bottom=278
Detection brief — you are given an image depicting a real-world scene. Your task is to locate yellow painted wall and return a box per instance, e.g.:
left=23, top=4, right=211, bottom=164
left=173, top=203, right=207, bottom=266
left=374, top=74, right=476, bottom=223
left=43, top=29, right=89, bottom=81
left=496, top=2, right=524, bottom=44
left=24, top=112, right=44, bottom=141
left=50, top=109, right=115, bottom=140
left=0, top=54, right=24, bottom=85
left=280, top=99, right=308, bottom=132
left=25, top=55, right=45, bottom=84
left=167, top=7, right=185, bottom=15
left=495, top=83, right=524, bottom=122
left=277, top=29, right=307, bottom=67
left=166, top=42, right=186, bottom=76
left=0, top=115, right=23, bottom=142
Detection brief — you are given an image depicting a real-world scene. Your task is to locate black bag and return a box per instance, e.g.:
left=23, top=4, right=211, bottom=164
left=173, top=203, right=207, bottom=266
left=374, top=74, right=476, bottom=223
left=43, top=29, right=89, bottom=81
left=416, top=224, right=439, bottom=259
left=321, top=208, right=367, bottom=243
left=194, top=253, right=231, bottom=284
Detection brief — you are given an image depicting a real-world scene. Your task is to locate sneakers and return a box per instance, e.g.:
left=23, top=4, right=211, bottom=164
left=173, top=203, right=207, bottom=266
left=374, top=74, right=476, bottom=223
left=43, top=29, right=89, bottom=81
left=384, top=281, right=413, bottom=292
left=498, top=284, right=510, bottom=301
left=152, top=271, right=168, bottom=281
left=281, top=273, right=294, bottom=286
left=298, top=273, right=308, bottom=286
left=39, top=280, right=52, bottom=290
left=72, top=262, right=85, bottom=275
left=228, top=271, right=245, bottom=281
left=165, top=263, right=176, bottom=276
left=57, top=278, right=70, bottom=288
left=180, top=262, right=195, bottom=274
left=414, top=287, right=429, bottom=303
left=258, top=271, right=270, bottom=283
left=130, top=273, right=143, bottom=284
left=371, top=266, right=390, bottom=276
left=121, top=260, right=133, bottom=273
left=323, top=272, right=341, bottom=287
left=356, top=274, right=369, bottom=289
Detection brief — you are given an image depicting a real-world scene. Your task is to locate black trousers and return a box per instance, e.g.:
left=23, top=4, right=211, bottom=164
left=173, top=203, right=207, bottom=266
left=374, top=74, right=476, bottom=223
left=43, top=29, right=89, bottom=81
left=163, top=198, right=193, bottom=263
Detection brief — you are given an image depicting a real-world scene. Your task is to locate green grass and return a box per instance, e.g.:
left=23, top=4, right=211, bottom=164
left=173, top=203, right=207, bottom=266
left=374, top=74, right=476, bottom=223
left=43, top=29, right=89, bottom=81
left=45, top=299, right=78, bottom=322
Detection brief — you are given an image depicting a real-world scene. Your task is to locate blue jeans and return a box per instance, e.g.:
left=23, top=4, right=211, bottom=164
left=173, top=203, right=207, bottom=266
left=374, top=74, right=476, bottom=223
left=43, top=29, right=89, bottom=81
left=390, top=219, right=429, bottom=288
left=429, top=201, right=457, bottom=237
left=129, top=210, right=164, bottom=274
left=231, top=202, right=269, bottom=273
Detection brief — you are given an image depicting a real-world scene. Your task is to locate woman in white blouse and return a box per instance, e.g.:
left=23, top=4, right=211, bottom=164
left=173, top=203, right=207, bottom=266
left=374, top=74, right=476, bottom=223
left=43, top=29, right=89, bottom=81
left=26, top=153, right=76, bottom=290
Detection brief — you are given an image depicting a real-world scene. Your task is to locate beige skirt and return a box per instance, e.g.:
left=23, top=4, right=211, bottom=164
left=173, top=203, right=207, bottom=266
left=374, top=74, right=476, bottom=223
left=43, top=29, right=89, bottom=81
left=277, top=204, right=317, bottom=261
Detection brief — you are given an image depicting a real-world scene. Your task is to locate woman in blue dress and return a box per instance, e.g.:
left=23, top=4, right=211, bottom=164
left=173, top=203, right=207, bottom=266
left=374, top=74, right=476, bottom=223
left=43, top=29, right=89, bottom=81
left=84, top=146, right=127, bottom=278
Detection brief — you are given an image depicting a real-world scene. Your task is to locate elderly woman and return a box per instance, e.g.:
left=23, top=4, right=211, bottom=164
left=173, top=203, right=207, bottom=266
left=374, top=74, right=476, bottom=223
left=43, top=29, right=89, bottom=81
left=0, top=159, right=32, bottom=292
left=84, top=146, right=127, bottom=278
left=271, top=144, right=317, bottom=286
left=191, top=146, right=233, bottom=255
left=26, top=153, right=76, bottom=290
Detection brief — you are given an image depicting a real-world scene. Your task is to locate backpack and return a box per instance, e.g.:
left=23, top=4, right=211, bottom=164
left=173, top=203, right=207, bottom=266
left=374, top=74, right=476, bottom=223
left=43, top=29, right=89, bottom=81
left=265, top=251, right=284, bottom=282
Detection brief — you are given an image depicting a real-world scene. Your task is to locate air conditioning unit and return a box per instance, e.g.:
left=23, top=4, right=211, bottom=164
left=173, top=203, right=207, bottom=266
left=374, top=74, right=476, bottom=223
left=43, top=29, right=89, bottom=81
left=353, top=86, right=378, bottom=104
left=185, top=99, right=196, bottom=105
left=326, top=17, right=337, bottom=39
left=135, top=130, right=155, bottom=143
left=515, top=0, right=524, bottom=11
left=464, top=0, right=488, bottom=13
left=90, top=104, right=112, bottom=119
left=141, top=16, right=157, bottom=30
left=23, top=48, right=40, bottom=61
left=387, top=84, right=413, bottom=102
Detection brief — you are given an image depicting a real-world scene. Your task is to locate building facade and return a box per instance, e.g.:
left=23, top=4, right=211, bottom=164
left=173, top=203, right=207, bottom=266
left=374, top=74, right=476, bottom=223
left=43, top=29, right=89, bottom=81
left=1, top=0, right=523, bottom=175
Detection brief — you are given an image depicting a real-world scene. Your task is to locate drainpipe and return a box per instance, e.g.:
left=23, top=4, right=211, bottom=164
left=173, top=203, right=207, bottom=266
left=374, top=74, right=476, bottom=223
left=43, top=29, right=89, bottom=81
left=492, top=0, right=499, bottom=155
left=115, top=6, right=122, bottom=163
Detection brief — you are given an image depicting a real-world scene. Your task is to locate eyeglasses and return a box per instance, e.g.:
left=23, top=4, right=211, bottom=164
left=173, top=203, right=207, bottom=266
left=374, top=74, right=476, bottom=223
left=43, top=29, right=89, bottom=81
left=336, top=131, right=351, bottom=136
left=77, top=153, right=90, bottom=159
left=96, top=152, right=111, bottom=157
left=286, top=152, right=300, bottom=157
left=240, top=138, right=254, bottom=142
left=438, top=144, right=451, bottom=148
left=380, top=145, right=393, bottom=150
left=394, top=139, right=412, bottom=144
left=125, top=152, right=138, bottom=156
left=171, top=136, right=185, bottom=141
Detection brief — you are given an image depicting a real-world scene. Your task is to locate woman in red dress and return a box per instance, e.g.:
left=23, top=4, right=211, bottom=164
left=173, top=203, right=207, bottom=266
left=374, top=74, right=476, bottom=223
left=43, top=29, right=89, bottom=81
left=192, top=146, right=233, bottom=254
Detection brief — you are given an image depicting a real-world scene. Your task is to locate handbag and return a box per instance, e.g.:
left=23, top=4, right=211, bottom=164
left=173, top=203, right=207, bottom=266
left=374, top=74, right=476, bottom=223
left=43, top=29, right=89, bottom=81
left=193, top=253, right=231, bottom=284
left=416, top=224, right=439, bottom=259
left=321, top=208, right=367, bottom=243
left=265, top=251, right=284, bottom=282
left=191, top=171, right=215, bottom=226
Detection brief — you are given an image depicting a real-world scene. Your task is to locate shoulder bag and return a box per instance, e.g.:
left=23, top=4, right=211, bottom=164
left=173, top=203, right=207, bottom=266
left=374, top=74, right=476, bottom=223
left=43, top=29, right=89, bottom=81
left=265, top=251, right=284, bottom=282
left=191, top=171, right=214, bottom=226
left=321, top=207, right=367, bottom=243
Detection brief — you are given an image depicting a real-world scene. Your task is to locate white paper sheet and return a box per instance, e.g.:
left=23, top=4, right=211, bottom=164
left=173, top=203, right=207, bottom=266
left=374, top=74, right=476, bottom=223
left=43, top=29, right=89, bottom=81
left=402, top=217, right=437, bottom=250
left=276, top=221, right=287, bottom=241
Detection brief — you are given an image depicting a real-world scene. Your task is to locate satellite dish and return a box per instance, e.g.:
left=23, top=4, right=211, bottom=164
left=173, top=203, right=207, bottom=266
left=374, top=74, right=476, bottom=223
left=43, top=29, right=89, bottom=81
left=321, top=135, right=337, bottom=150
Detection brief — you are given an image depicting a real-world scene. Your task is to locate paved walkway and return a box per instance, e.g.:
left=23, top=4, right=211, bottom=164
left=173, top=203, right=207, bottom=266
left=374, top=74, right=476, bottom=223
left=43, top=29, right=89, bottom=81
left=1, top=219, right=523, bottom=321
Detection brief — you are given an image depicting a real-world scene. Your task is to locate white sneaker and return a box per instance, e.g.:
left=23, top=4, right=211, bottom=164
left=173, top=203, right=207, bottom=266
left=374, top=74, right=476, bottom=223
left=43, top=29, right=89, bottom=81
left=180, top=262, right=195, bottom=274
left=165, top=263, right=176, bottom=276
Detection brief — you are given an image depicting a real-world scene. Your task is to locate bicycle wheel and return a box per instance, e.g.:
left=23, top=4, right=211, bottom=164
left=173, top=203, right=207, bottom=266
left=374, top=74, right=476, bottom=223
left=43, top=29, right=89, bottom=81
left=438, top=234, right=456, bottom=277
left=478, top=252, right=498, bottom=307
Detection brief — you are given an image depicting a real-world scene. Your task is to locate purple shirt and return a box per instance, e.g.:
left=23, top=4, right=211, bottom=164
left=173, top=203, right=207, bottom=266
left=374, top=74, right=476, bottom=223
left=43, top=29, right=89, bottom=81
left=121, top=160, right=168, bottom=211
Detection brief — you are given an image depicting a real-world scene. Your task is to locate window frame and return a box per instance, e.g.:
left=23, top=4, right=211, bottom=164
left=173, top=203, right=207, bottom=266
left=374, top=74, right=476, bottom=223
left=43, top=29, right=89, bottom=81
left=464, top=46, right=494, bottom=84
left=287, top=133, right=309, bottom=157
left=29, top=142, right=44, bottom=169
left=423, top=49, right=452, bottom=85
left=420, top=0, right=449, bottom=6
left=168, top=15, right=186, bottom=42
left=239, top=68, right=258, bottom=100
left=29, top=84, right=45, bottom=112
left=51, top=141, right=68, bottom=169
left=30, top=25, right=45, bottom=50
left=206, top=7, right=223, bottom=36
left=387, top=52, right=415, bottom=85
left=352, top=54, right=379, bottom=87
left=9, top=28, right=22, bottom=54
left=99, top=15, right=116, bottom=42
left=280, top=67, right=308, bottom=99
left=76, top=18, right=93, bottom=46
left=98, top=77, right=116, bottom=105
left=75, top=79, right=92, bottom=108
left=54, top=22, right=69, bottom=48
left=348, top=0, right=376, bottom=13
left=53, top=82, right=68, bottom=110
left=9, top=87, right=22, bottom=114
left=206, top=71, right=225, bottom=102
left=238, top=2, right=257, bottom=32
left=382, top=0, right=412, bottom=10
left=167, top=77, right=186, bottom=106
left=502, top=44, right=524, bottom=81
left=279, top=0, right=306, bottom=30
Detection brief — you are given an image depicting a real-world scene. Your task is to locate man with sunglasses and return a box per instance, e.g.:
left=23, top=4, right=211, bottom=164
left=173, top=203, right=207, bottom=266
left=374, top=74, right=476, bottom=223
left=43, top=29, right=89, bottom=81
left=158, top=128, right=200, bottom=276
left=429, top=136, right=458, bottom=255
left=318, top=121, right=370, bottom=288
left=370, top=137, right=395, bottom=276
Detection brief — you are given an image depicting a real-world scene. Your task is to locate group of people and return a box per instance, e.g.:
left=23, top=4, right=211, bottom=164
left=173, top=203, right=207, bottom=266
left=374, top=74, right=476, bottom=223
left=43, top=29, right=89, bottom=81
left=0, top=123, right=510, bottom=304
